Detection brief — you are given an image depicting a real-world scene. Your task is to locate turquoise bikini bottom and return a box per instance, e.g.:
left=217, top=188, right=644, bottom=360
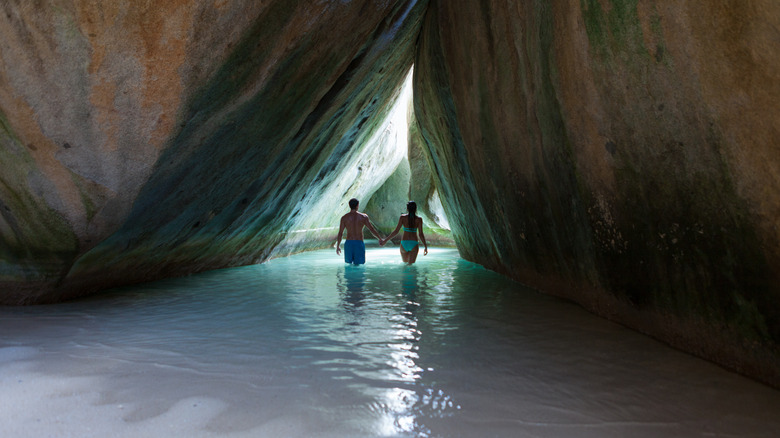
left=400, top=240, right=419, bottom=251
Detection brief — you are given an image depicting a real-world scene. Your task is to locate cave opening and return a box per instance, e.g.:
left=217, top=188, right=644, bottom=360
left=357, top=66, right=452, bottom=245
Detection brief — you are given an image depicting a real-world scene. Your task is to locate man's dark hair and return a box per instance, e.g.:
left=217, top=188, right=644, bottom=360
left=349, top=198, right=359, bottom=209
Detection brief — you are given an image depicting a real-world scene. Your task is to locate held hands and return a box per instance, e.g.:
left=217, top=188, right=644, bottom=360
left=378, top=238, right=386, bottom=246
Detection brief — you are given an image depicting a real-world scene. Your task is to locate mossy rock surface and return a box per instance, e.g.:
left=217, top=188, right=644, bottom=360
left=3, top=0, right=780, bottom=389
left=0, top=0, right=430, bottom=302
left=414, top=0, right=780, bottom=387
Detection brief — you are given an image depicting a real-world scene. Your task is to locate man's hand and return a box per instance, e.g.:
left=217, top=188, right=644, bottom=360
left=336, top=245, right=341, bottom=255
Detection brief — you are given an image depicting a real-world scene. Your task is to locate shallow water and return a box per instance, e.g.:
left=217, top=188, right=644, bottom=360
left=1, top=246, right=779, bottom=437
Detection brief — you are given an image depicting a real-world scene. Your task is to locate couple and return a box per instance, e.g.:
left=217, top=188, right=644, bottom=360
left=335, top=198, right=428, bottom=265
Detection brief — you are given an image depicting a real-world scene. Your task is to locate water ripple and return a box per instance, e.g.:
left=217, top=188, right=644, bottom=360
left=1, top=248, right=779, bottom=437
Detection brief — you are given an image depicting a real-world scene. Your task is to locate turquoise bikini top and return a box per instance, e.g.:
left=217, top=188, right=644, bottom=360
left=403, top=227, right=417, bottom=233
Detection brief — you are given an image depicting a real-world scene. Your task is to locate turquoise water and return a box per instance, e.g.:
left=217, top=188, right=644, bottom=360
left=1, top=246, right=779, bottom=437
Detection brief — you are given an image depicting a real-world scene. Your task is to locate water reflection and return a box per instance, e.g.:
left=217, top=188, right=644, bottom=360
left=0, top=248, right=779, bottom=438
left=338, top=264, right=366, bottom=311
left=335, top=261, right=459, bottom=436
left=400, top=266, right=420, bottom=297
left=382, top=267, right=424, bottom=435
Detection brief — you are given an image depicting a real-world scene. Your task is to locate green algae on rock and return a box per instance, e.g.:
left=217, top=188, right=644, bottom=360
left=413, top=0, right=780, bottom=387
left=2, top=0, right=780, bottom=390
left=0, top=0, right=430, bottom=302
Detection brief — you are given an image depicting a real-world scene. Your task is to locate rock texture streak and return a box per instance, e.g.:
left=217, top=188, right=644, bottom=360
left=0, top=0, right=429, bottom=302
left=414, top=0, right=780, bottom=386
left=2, top=0, right=780, bottom=388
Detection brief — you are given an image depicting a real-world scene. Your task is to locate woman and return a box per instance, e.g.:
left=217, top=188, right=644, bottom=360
left=380, top=201, right=428, bottom=264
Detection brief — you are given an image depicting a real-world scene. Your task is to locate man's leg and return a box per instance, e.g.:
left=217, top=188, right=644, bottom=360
left=344, top=240, right=355, bottom=264
left=353, top=241, right=366, bottom=265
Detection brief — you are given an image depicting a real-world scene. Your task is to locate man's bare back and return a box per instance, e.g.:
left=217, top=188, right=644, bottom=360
left=335, top=199, right=383, bottom=262
left=340, top=211, right=371, bottom=241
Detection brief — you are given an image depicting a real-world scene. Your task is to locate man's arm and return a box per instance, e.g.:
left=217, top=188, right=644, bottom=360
left=335, top=216, right=346, bottom=255
left=382, top=217, right=404, bottom=245
left=364, top=215, right=383, bottom=241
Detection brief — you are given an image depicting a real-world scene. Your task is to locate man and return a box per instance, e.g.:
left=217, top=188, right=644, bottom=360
left=335, top=198, right=383, bottom=265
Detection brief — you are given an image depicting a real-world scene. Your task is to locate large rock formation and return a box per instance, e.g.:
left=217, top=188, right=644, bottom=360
left=0, top=0, right=429, bottom=303
left=362, top=74, right=453, bottom=242
left=2, top=0, right=779, bottom=387
left=414, top=0, right=780, bottom=386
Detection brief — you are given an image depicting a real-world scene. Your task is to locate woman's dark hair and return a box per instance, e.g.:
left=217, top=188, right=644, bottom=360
left=407, top=201, right=417, bottom=228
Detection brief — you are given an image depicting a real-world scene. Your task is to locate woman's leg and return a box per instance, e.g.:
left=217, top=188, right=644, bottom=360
left=400, top=246, right=410, bottom=263
left=407, top=246, right=420, bottom=263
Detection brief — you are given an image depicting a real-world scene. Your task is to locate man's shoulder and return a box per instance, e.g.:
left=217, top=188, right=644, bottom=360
left=342, top=211, right=367, bottom=221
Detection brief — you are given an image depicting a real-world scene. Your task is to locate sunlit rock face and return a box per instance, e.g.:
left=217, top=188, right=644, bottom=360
left=364, top=154, right=454, bottom=246
left=415, top=0, right=780, bottom=386
left=362, top=76, right=453, bottom=243
left=0, top=0, right=429, bottom=303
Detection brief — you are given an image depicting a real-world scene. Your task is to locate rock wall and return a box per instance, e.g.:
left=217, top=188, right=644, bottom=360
left=414, top=0, right=780, bottom=386
left=3, top=0, right=779, bottom=387
left=0, top=0, right=429, bottom=303
left=363, top=78, right=454, bottom=243
left=364, top=155, right=454, bottom=245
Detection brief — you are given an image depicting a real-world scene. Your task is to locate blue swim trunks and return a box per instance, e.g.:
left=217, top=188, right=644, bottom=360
left=344, top=240, right=365, bottom=265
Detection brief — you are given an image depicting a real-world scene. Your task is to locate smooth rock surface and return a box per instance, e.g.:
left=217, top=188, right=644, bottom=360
left=363, top=76, right=453, bottom=244
left=2, top=0, right=780, bottom=389
left=414, top=0, right=780, bottom=386
left=0, top=0, right=429, bottom=303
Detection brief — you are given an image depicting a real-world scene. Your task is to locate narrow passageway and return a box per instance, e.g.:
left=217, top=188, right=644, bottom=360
left=2, top=247, right=779, bottom=437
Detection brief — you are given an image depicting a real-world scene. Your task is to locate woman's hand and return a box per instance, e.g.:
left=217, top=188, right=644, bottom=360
left=424, top=247, right=428, bottom=256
